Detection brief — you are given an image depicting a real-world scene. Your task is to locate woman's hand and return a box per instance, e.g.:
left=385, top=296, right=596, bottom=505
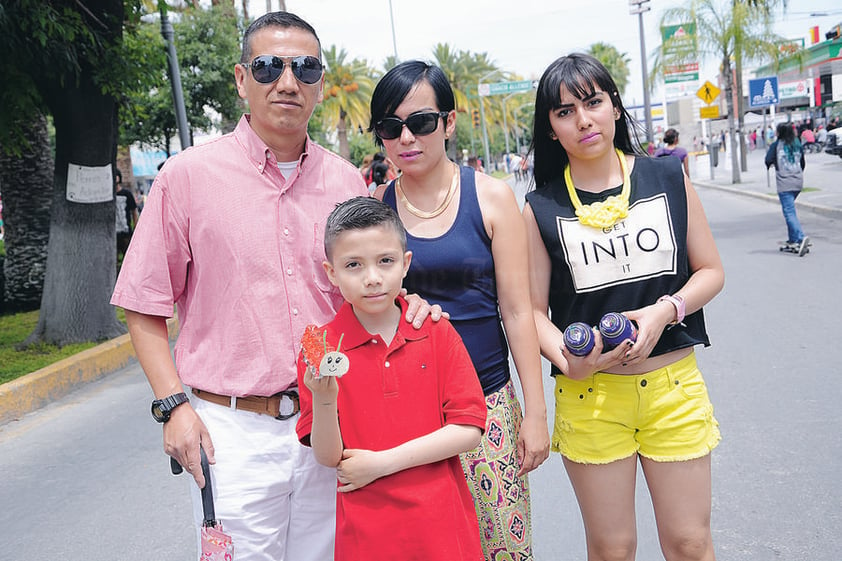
left=560, top=329, right=631, bottom=379
left=621, top=301, right=676, bottom=366
left=402, top=289, right=449, bottom=329
left=516, top=414, right=550, bottom=476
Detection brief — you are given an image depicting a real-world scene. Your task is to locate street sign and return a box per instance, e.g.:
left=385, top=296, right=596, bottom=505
left=664, top=62, right=699, bottom=84
left=696, top=81, right=720, bottom=105
left=700, top=106, right=720, bottom=119
left=748, top=76, right=779, bottom=107
left=478, top=80, right=536, bottom=97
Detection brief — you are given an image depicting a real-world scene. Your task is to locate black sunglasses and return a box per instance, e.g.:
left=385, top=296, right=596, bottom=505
left=374, top=111, right=450, bottom=140
left=243, top=55, right=323, bottom=85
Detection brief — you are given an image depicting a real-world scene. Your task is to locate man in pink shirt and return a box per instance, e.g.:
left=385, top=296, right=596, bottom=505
left=111, top=12, right=435, bottom=561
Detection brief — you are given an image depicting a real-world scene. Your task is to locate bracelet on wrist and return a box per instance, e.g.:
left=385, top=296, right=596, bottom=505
left=657, top=294, right=685, bottom=325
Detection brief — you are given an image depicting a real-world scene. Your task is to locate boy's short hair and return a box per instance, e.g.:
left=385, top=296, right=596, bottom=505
left=324, top=196, right=407, bottom=261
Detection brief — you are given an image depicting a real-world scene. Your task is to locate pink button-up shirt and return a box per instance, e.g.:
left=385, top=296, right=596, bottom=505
left=111, top=115, right=368, bottom=396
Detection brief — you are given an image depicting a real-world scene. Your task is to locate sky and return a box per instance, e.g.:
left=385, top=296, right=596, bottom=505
left=246, top=0, right=842, bottom=107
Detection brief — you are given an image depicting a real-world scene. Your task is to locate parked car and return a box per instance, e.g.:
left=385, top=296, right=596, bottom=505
left=825, top=127, right=842, bottom=158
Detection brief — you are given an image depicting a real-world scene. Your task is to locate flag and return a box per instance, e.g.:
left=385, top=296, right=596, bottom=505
left=810, top=26, right=819, bottom=44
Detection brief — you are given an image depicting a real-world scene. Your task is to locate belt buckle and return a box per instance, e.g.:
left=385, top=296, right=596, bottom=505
left=275, top=390, right=300, bottom=420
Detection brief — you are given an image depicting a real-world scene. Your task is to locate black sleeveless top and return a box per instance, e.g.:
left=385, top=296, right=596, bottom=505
left=525, top=156, right=709, bottom=375
left=384, top=166, right=509, bottom=395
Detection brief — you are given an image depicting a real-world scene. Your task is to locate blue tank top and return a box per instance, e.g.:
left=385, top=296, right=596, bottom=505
left=383, top=166, right=510, bottom=395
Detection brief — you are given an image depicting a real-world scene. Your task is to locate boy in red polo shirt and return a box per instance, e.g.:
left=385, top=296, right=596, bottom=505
left=296, top=196, right=486, bottom=561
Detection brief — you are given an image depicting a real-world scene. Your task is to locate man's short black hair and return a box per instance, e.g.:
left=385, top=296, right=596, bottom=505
left=240, top=11, right=322, bottom=64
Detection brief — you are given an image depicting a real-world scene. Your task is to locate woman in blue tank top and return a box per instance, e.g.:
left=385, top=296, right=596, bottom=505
left=369, top=61, right=549, bottom=561
left=524, top=53, right=724, bottom=561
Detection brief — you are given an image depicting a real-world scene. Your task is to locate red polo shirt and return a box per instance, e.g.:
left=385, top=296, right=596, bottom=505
left=297, top=298, right=486, bottom=561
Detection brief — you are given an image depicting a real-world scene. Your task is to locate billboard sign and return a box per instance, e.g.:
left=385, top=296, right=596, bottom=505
left=661, top=23, right=698, bottom=84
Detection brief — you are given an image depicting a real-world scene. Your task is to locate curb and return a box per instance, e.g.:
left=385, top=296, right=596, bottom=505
left=693, top=180, right=842, bottom=220
left=0, top=318, right=178, bottom=426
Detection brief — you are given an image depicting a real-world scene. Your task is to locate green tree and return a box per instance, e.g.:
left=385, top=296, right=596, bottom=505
left=0, top=0, right=141, bottom=345
left=121, top=3, right=243, bottom=154
left=657, top=0, right=782, bottom=183
left=433, top=45, right=498, bottom=160
left=320, top=45, right=375, bottom=161
left=587, top=42, right=631, bottom=96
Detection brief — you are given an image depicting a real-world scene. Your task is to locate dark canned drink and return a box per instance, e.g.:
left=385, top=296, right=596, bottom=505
left=563, top=322, right=595, bottom=356
left=599, top=312, right=638, bottom=350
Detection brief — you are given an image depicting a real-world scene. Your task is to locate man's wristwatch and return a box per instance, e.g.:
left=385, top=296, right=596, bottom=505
left=151, top=392, right=189, bottom=423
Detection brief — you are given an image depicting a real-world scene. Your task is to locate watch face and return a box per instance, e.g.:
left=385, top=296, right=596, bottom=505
left=151, top=401, right=169, bottom=422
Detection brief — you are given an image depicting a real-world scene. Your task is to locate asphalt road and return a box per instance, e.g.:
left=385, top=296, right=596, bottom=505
left=1, top=184, right=840, bottom=560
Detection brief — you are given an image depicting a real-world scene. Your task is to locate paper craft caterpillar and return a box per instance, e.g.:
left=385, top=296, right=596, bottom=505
left=300, top=325, right=349, bottom=378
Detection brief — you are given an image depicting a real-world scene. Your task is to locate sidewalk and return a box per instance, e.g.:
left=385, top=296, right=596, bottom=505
left=0, top=318, right=178, bottom=426
left=688, top=145, right=842, bottom=219
left=2, top=149, right=839, bottom=426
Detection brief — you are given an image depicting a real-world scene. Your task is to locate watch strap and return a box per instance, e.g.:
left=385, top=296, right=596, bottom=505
left=152, top=392, right=189, bottom=422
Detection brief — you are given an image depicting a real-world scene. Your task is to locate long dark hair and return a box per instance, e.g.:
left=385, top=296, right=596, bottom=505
left=776, top=122, right=802, bottom=164
left=369, top=60, right=455, bottom=147
left=530, top=53, right=644, bottom=188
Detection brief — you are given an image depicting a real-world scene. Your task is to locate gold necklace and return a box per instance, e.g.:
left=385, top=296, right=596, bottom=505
left=564, top=148, right=631, bottom=228
left=396, top=164, right=459, bottom=219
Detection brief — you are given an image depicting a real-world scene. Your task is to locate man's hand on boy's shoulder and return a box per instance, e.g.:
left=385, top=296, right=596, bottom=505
left=401, top=289, right=449, bottom=329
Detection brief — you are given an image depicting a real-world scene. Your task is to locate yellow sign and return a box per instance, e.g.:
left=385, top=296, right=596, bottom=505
left=697, top=81, right=721, bottom=105
left=700, top=105, right=720, bottom=119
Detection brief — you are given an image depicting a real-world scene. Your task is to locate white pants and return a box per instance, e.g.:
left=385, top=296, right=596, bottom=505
left=190, top=395, right=337, bottom=561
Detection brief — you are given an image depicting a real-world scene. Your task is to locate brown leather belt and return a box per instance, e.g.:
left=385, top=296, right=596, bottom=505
left=192, top=388, right=300, bottom=420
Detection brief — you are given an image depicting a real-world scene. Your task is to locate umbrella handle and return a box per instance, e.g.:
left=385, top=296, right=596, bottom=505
left=170, top=447, right=217, bottom=527
left=199, top=446, right=218, bottom=528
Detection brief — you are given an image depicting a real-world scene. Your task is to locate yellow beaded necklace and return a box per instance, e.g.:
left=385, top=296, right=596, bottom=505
left=563, top=148, right=631, bottom=228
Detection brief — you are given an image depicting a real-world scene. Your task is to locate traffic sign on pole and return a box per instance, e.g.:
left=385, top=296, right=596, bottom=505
left=696, top=81, right=721, bottom=105
left=478, top=80, right=536, bottom=97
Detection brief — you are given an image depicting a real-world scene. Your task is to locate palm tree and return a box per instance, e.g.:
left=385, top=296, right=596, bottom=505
left=587, top=42, right=631, bottom=96
left=433, top=44, right=498, bottom=160
left=320, top=45, right=375, bottom=161
left=656, top=0, right=783, bottom=183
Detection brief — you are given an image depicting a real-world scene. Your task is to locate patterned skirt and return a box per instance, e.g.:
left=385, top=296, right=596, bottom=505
left=460, top=380, right=533, bottom=561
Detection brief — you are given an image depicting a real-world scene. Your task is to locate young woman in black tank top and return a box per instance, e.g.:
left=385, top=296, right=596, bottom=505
left=524, top=53, right=724, bottom=561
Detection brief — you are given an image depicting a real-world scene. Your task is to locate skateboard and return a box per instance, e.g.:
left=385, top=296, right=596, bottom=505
left=778, top=237, right=811, bottom=256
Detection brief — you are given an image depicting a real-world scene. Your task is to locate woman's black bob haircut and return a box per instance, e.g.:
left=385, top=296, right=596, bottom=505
left=530, top=52, right=645, bottom=188
left=369, top=60, right=455, bottom=147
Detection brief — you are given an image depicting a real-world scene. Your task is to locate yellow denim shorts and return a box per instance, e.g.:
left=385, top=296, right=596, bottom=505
left=552, top=352, right=720, bottom=464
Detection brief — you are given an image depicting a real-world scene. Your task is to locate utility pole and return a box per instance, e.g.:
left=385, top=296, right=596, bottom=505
left=159, top=1, right=192, bottom=151
left=629, top=0, right=653, bottom=145
left=477, top=70, right=500, bottom=171
left=388, top=0, right=399, bottom=61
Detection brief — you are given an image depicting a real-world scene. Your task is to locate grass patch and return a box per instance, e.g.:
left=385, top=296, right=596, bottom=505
left=0, top=309, right=127, bottom=386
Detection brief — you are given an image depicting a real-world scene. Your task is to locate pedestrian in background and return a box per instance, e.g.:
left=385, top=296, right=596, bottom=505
left=371, top=60, right=550, bottom=561
left=654, top=128, right=690, bottom=176
left=111, top=12, right=437, bottom=561
left=524, top=52, right=724, bottom=561
left=114, top=169, right=138, bottom=265
left=765, top=122, right=809, bottom=255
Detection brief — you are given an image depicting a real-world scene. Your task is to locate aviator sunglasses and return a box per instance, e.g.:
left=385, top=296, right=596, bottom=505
left=243, top=55, right=323, bottom=85
left=374, top=111, right=450, bottom=140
